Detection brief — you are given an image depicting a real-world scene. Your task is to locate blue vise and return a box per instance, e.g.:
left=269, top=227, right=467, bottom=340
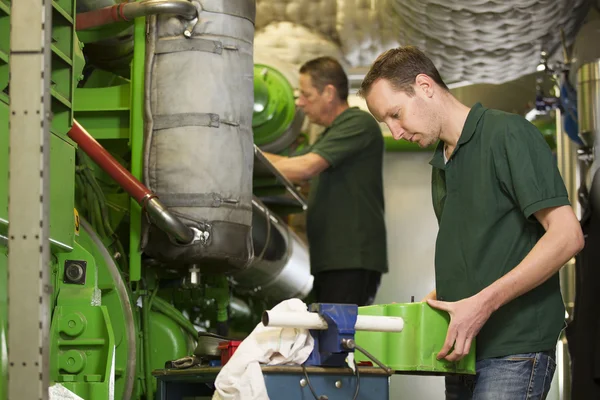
left=304, top=303, right=358, bottom=367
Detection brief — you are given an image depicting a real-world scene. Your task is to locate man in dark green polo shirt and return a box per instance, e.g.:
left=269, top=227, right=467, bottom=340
left=263, top=56, right=388, bottom=306
left=359, top=46, right=584, bottom=399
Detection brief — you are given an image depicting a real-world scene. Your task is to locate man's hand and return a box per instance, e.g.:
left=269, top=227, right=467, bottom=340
left=421, top=289, right=436, bottom=302
left=427, top=294, right=493, bottom=362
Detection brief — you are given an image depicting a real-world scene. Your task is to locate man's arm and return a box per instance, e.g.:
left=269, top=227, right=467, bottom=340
left=263, top=152, right=330, bottom=183
left=263, top=152, right=287, bottom=164
left=428, top=205, right=584, bottom=362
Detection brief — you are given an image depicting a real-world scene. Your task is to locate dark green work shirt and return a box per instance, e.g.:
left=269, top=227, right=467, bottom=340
left=430, top=103, right=569, bottom=360
left=303, top=107, right=388, bottom=274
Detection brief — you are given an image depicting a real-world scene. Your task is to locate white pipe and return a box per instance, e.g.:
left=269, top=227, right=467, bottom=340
left=262, top=311, right=404, bottom=332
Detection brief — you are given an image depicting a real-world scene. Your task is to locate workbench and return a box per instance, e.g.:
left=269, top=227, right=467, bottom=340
left=152, top=365, right=390, bottom=400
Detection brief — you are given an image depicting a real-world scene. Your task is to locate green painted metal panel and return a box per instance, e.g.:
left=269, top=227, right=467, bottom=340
left=1, top=109, right=76, bottom=249
left=356, top=302, right=476, bottom=374
left=50, top=134, right=76, bottom=250
left=75, top=221, right=140, bottom=400
left=128, top=17, right=146, bottom=282
left=50, top=241, right=116, bottom=400
left=0, top=246, right=6, bottom=400
left=252, top=64, right=297, bottom=146
left=148, top=309, right=196, bottom=382
left=384, top=135, right=433, bottom=152
left=0, top=100, right=7, bottom=226
left=52, top=0, right=73, bottom=20
left=50, top=0, right=85, bottom=141
left=0, top=1, right=8, bottom=95
left=50, top=1, right=75, bottom=138
left=74, top=83, right=131, bottom=140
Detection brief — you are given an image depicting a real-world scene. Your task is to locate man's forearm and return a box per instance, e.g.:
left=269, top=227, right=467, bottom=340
left=270, top=157, right=313, bottom=183
left=262, top=152, right=329, bottom=184
left=262, top=152, right=305, bottom=182
left=263, top=152, right=287, bottom=164
left=478, top=216, right=583, bottom=312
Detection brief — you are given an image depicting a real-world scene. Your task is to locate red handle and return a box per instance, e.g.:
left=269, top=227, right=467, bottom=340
left=76, top=4, right=128, bottom=31
left=68, top=120, right=152, bottom=204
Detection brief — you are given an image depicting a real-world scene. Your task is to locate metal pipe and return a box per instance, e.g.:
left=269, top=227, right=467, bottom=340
left=69, top=120, right=152, bottom=203
left=145, top=197, right=195, bottom=244
left=556, top=107, right=579, bottom=320
left=577, top=59, right=600, bottom=150
left=262, top=311, right=404, bottom=332
left=76, top=0, right=197, bottom=31
left=68, top=121, right=195, bottom=244
left=555, top=106, right=577, bottom=400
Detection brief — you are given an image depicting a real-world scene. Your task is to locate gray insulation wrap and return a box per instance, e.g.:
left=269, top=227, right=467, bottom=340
left=143, top=0, right=256, bottom=272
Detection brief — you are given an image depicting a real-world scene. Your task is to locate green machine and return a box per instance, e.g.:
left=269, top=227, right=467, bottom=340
left=0, top=1, right=472, bottom=399
left=0, top=1, right=311, bottom=399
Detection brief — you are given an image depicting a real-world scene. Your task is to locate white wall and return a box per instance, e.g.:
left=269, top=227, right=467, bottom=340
left=376, top=151, right=445, bottom=399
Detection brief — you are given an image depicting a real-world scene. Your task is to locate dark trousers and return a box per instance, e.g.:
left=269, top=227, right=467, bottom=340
left=314, top=269, right=382, bottom=306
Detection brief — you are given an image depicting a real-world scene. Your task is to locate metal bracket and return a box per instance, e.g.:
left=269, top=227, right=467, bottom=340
left=183, top=16, right=199, bottom=38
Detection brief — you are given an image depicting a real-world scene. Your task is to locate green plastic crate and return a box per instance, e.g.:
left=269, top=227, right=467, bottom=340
left=355, top=302, right=476, bottom=375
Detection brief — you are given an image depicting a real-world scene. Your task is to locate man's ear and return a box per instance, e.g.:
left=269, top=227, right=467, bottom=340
left=323, top=84, right=337, bottom=102
left=415, top=74, right=434, bottom=98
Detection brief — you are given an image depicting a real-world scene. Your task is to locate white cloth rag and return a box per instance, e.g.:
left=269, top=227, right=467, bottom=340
left=212, top=298, right=315, bottom=400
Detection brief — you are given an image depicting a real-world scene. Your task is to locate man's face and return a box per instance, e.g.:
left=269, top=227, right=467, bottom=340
left=365, top=78, right=440, bottom=148
left=295, top=74, right=329, bottom=126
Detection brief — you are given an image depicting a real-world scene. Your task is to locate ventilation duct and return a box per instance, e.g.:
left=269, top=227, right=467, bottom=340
left=255, top=0, right=590, bottom=84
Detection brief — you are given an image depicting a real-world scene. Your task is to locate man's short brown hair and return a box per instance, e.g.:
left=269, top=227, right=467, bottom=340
left=300, top=57, right=349, bottom=102
left=358, top=46, right=448, bottom=97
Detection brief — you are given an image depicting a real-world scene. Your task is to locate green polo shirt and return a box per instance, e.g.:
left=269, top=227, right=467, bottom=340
left=430, top=103, right=569, bottom=360
left=303, top=107, right=388, bottom=274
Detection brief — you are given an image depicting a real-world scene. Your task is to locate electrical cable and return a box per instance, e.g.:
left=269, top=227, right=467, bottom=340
left=353, top=343, right=393, bottom=376
left=301, top=358, right=361, bottom=400
left=75, top=148, right=130, bottom=272
left=301, top=364, right=321, bottom=400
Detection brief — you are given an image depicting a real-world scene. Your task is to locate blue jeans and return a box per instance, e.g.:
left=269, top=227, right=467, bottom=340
left=445, top=351, right=556, bottom=400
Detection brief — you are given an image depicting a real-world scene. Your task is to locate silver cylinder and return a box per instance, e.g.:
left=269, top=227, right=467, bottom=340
left=556, top=107, right=579, bottom=319
left=555, top=106, right=580, bottom=400
left=145, top=196, right=195, bottom=244
left=577, top=60, right=600, bottom=152
left=231, top=198, right=313, bottom=301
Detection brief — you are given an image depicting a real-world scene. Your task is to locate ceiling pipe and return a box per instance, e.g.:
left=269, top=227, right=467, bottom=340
left=76, top=0, right=197, bottom=30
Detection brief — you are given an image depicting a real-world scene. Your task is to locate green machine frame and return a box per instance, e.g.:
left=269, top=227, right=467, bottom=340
left=0, top=2, right=459, bottom=399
